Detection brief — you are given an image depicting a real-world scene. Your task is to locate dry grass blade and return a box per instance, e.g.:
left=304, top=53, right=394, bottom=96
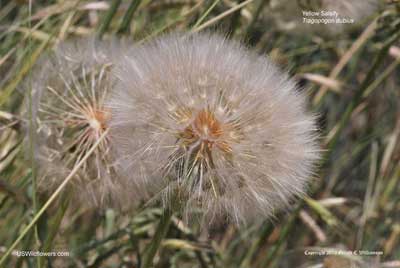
left=301, top=73, right=342, bottom=93
left=299, top=210, right=327, bottom=242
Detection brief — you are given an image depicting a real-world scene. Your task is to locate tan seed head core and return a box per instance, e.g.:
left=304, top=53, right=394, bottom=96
left=180, top=109, right=232, bottom=156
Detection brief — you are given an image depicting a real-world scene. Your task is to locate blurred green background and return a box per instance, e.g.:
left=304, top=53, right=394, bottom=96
left=0, top=0, right=399, bottom=267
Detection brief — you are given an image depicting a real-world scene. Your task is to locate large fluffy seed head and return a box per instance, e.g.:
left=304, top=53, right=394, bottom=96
left=27, top=38, right=133, bottom=208
left=109, top=33, right=320, bottom=224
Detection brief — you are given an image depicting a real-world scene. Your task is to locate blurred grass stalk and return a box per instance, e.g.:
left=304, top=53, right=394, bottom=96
left=97, top=0, right=121, bottom=38
left=117, top=0, right=142, bottom=34
left=26, top=1, right=42, bottom=267
left=192, top=0, right=254, bottom=33
left=141, top=208, right=172, bottom=268
left=192, top=0, right=222, bottom=29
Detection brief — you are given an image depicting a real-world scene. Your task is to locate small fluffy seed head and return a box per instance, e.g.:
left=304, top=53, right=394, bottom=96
left=26, top=38, right=136, bottom=209
left=109, top=33, right=320, bottom=225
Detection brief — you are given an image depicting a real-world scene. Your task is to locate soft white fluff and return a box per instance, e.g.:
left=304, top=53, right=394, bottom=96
left=27, top=38, right=135, bottom=209
left=109, top=33, right=320, bottom=224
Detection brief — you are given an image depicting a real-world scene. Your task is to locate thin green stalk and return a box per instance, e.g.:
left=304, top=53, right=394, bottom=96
left=118, top=0, right=142, bottom=34
left=140, top=1, right=203, bottom=44
left=141, top=208, right=173, bottom=268
left=15, top=224, right=35, bottom=268
left=227, top=0, right=245, bottom=35
left=258, top=208, right=299, bottom=268
left=27, top=1, right=35, bottom=207
left=87, top=243, right=125, bottom=268
left=74, top=228, right=129, bottom=255
left=363, top=57, right=400, bottom=97
left=27, top=1, right=41, bottom=267
left=380, top=165, right=400, bottom=206
left=192, top=0, right=221, bottom=29
left=0, top=130, right=109, bottom=267
left=245, top=0, right=269, bottom=37
left=192, top=0, right=254, bottom=33
left=97, top=0, right=122, bottom=38
left=42, top=193, right=69, bottom=252
left=240, top=222, right=273, bottom=268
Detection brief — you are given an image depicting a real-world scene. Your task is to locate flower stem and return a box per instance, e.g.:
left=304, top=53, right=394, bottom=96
left=141, top=208, right=173, bottom=268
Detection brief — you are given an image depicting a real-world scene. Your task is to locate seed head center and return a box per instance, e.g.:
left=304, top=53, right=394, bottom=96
left=192, top=109, right=222, bottom=141
left=179, top=109, right=232, bottom=154
left=87, top=109, right=109, bottom=132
